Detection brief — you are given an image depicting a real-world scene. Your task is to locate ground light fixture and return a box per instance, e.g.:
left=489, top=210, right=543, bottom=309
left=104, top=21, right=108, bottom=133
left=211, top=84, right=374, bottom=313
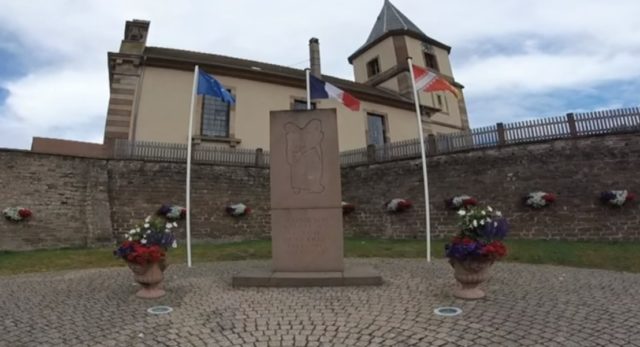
left=147, top=306, right=173, bottom=315
left=433, top=307, right=462, bottom=317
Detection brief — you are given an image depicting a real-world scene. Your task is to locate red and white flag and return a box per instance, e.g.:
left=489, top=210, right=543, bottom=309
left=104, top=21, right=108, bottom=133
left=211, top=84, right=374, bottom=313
left=412, top=64, right=459, bottom=98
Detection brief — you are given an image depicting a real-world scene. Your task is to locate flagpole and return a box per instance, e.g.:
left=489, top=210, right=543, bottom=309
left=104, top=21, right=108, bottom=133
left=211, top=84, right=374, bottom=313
left=305, top=68, right=311, bottom=110
left=407, top=58, right=432, bottom=263
left=185, top=64, right=199, bottom=268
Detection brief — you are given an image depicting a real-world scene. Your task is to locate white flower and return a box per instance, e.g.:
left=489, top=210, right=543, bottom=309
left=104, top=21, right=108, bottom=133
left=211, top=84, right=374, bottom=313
left=173, top=222, right=178, bottom=227
left=128, top=229, right=136, bottom=234
left=165, top=229, right=170, bottom=233
left=494, top=222, right=498, bottom=227
left=479, top=219, right=485, bottom=225
left=146, top=230, right=151, bottom=234
left=481, top=210, right=486, bottom=215
left=145, top=216, right=151, bottom=223
left=127, top=236, right=132, bottom=241
left=166, top=222, right=173, bottom=229
left=486, top=218, right=491, bottom=222
left=457, top=210, right=466, bottom=216
left=472, top=220, right=478, bottom=227
left=144, top=223, right=150, bottom=228
left=496, top=211, right=502, bottom=217
left=141, top=239, right=147, bottom=244
left=487, top=206, right=493, bottom=212
left=172, top=240, right=178, bottom=248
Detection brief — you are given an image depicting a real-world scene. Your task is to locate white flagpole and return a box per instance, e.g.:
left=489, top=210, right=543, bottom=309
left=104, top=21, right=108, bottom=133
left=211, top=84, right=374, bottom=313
left=305, top=68, right=311, bottom=110
left=185, top=64, right=199, bottom=268
left=407, top=58, right=432, bottom=263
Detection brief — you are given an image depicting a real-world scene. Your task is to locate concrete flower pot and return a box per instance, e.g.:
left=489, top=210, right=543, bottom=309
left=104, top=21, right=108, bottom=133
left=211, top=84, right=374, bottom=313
left=127, top=260, right=167, bottom=299
left=450, top=258, right=493, bottom=300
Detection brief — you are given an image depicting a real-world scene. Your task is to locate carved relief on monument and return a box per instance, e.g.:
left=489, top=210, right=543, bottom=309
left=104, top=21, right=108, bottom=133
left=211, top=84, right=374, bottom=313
left=270, top=109, right=341, bottom=210
left=284, top=119, right=325, bottom=194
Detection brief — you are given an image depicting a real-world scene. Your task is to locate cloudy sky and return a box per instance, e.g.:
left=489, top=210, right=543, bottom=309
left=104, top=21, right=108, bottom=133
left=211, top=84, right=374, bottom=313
left=0, top=0, right=638, bottom=149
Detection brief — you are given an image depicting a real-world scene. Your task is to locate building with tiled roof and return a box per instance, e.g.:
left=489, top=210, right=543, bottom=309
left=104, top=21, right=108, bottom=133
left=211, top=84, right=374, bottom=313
left=102, top=0, right=469, bottom=151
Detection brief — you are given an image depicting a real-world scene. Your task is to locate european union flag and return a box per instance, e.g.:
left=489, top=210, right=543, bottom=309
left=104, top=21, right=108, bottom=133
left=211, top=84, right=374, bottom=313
left=197, top=70, right=235, bottom=104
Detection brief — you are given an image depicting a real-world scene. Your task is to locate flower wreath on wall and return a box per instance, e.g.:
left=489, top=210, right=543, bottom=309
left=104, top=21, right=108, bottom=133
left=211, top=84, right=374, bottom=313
left=3, top=207, right=32, bottom=222
left=385, top=198, right=412, bottom=213
left=523, top=192, right=556, bottom=208
left=445, top=195, right=478, bottom=210
left=600, top=190, right=636, bottom=207
left=158, top=204, right=186, bottom=220
left=226, top=203, right=251, bottom=217
left=342, top=202, right=355, bottom=215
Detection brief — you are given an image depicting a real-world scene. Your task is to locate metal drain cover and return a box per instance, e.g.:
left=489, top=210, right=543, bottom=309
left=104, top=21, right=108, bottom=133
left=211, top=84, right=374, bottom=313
left=434, top=307, right=462, bottom=316
left=147, top=306, right=173, bottom=315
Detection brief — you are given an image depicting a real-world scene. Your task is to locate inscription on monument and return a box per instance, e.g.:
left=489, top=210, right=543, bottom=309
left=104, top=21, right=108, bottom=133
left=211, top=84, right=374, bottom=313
left=279, top=214, right=328, bottom=256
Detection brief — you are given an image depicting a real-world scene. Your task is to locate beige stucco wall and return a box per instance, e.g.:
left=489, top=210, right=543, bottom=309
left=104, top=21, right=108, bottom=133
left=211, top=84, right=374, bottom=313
left=134, top=67, right=193, bottom=144
left=352, top=37, right=397, bottom=83
left=405, top=36, right=453, bottom=77
left=402, top=37, right=463, bottom=128
left=133, top=66, right=461, bottom=151
left=377, top=78, right=399, bottom=93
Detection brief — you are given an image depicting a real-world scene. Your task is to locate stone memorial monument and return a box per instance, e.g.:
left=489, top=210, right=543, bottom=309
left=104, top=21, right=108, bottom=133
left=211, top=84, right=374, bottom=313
left=233, top=108, right=382, bottom=286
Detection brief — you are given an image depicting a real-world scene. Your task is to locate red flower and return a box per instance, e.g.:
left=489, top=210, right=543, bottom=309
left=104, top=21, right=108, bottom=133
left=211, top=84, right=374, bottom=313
left=626, top=193, right=636, bottom=202
left=397, top=200, right=412, bottom=210
left=461, top=237, right=475, bottom=245
left=481, top=241, right=507, bottom=259
left=126, top=243, right=165, bottom=265
left=462, top=198, right=478, bottom=207
left=180, top=208, right=187, bottom=218
left=18, top=208, right=32, bottom=219
left=543, top=193, right=556, bottom=203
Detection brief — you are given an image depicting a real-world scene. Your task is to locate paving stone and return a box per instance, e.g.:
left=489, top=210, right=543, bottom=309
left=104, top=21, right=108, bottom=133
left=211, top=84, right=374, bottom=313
left=1, top=259, right=640, bottom=346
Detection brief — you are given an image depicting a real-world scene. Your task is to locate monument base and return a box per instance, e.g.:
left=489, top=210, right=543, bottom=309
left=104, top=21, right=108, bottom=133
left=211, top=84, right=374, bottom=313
left=232, top=265, right=383, bottom=287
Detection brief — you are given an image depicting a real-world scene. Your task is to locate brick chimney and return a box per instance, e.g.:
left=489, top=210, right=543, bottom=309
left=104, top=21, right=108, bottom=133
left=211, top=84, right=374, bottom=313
left=309, top=38, right=321, bottom=77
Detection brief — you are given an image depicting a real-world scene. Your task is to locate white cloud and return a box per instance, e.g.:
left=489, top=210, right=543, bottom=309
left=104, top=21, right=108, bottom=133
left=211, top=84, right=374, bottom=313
left=0, top=0, right=638, bottom=149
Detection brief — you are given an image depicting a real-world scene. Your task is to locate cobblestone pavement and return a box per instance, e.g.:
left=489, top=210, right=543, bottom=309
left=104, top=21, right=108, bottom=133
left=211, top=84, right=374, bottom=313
left=2, top=259, right=640, bottom=347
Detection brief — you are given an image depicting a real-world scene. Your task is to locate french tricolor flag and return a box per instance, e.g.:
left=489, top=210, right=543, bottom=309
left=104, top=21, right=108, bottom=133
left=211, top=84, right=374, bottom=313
left=309, top=74, right=361, bottom=111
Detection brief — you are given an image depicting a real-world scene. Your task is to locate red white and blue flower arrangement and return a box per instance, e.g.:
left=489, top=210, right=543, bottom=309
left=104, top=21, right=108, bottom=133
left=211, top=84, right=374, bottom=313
left=385, top=198, right=412, bottom=213
left=3, top=207, right=32, bottom=222
left=158, top=204, right=186, bottom=220
left=342, top=202, right=356, bottom=215
left=445, top=206, right=508, bottom=262
left=445, top=205, right=508, bottom=299
left=523, top=191, right=556, bottom=208
left=226, top=203, right=251, bottom=217
left=114, top=216, right=178, bottom=265
left=445, top=195, right=478, bottom=210
left=600, top=190, right=636, bottom=207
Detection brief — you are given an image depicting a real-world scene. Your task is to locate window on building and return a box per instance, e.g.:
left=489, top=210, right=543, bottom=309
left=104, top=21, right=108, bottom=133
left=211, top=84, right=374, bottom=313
left=366, top=58, right=380, bottom=78
left=434, top=93, right=449, bottom=113
left=292, top=99, right=316, bottom=110
left=367, top=113, right=387, bottom=146
left=424, top=52, right=439, bottom=71
left=202, top=94, right=231, bottom=137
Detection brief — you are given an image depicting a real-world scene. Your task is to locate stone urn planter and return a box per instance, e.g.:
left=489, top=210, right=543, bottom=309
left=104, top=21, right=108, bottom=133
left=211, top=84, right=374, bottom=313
left=128, top=260, right=168, bottom=299
left=450, top=258, right=493, bottom=300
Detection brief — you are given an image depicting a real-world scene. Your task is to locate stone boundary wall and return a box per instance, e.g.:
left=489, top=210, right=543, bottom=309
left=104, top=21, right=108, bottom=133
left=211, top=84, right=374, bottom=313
left=342, top=132, right=640, bottom=240
left=1, top=132, right=639, bottom=250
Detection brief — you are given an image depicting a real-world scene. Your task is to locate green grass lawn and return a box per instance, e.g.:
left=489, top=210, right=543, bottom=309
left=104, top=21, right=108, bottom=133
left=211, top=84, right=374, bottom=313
left=1, top=238, right=640, bottom=276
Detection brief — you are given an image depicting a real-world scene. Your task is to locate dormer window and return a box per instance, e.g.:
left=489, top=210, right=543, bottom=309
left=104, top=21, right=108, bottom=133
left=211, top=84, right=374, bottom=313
left=366, top=58, right=380, bottom=78
left=424, top=52, right=439, bottom=71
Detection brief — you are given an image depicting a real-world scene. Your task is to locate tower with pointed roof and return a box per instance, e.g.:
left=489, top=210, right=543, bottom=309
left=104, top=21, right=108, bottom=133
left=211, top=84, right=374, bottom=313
left=349, top=0, right=469, bottom=131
